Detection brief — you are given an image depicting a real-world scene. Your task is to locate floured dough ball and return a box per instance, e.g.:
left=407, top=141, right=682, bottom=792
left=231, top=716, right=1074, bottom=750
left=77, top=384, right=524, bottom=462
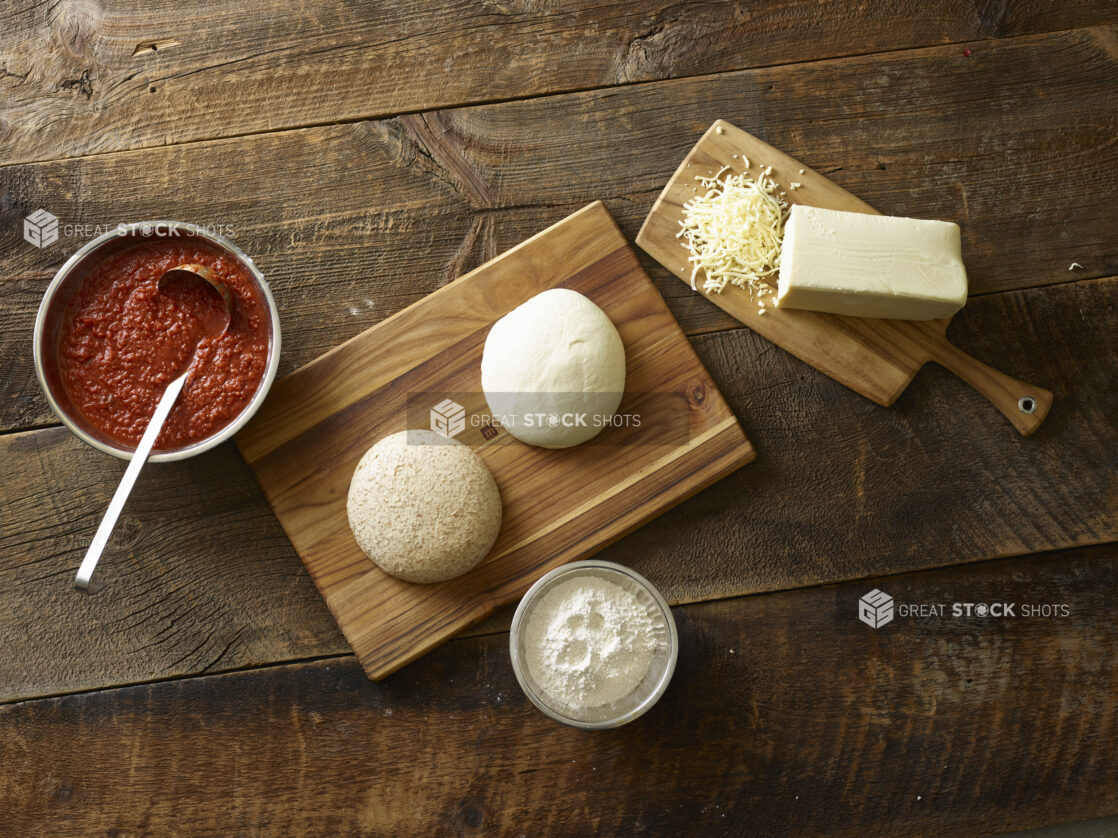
left=481, top=288, right=626, bottom=448
left=347, top=430, right=502, bottom=583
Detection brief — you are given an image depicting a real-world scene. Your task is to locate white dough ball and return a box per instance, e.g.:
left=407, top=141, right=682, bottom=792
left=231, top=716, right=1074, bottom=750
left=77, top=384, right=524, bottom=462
left=481, top=289, right=626, bottom=448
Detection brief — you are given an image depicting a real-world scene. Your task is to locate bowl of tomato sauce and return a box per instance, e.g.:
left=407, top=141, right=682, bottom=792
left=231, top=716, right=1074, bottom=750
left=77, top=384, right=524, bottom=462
left=33, top=222, right=281, bottom=461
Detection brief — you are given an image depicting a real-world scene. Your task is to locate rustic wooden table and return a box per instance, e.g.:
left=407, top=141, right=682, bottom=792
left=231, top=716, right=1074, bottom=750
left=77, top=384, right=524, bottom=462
left=2, top=2, right=1116, bottom=835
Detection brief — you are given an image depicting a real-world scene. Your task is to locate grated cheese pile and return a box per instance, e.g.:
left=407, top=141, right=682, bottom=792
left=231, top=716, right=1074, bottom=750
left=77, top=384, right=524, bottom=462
left=677, top=165, right=789, bottom=307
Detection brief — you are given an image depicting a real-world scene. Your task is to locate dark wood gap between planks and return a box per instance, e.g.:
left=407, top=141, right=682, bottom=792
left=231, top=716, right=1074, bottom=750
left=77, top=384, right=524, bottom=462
left=0, top=419, right=61, bottom=439
left=0, top=649, right=354, bottom=709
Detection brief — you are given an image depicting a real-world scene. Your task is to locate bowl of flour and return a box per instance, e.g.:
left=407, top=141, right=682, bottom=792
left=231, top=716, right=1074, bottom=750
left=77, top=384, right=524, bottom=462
left=510, top=560, right=678, bottom=729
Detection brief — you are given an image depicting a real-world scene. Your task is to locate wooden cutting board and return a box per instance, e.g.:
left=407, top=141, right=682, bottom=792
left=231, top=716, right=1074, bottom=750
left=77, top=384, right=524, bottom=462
left=636, top=120, right=1053, bottom=435
left=236, top=202, right=754, bottom=680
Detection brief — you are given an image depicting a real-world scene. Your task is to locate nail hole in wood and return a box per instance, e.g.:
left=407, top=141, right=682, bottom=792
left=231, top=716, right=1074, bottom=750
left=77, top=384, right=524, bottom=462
left=133, top=38, right=181, bottom=57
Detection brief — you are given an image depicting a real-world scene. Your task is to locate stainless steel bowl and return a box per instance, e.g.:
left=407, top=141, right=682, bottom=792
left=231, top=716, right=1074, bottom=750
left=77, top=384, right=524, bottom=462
left=33, top=221, right=281, bottom=462
left=510, top=560, right=678, bottom=729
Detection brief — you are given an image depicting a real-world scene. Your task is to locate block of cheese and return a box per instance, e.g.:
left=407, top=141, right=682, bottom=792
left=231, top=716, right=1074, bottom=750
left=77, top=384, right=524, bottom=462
left=775, top=205, right=968, bottom=321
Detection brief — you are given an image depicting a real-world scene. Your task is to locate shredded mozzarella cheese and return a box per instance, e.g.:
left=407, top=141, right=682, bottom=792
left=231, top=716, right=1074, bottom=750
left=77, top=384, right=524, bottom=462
left=676, top=166, right=789, bottom=299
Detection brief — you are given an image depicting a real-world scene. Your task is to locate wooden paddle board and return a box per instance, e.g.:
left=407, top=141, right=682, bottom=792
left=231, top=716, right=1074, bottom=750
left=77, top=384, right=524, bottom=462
left=636, top=120, right=1052, bottom=435
left=237, top=202, right=754, bottom=680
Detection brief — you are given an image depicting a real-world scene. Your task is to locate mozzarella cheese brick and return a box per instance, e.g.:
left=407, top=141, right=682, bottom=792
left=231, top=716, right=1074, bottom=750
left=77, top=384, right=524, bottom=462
left=775, top=205, right=968, bottom=320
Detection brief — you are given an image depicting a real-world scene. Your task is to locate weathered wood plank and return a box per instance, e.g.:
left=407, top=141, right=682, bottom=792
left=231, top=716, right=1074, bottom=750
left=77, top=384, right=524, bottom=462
left=2, top=543, right=1116, bottom=836
left=1, top=276, right=1113, bottom=703
left=0, top=425, right=349, bottom=703
left=1, top=0, right=1114, bottom=165
left=3, top=28, right=1115, bottom=432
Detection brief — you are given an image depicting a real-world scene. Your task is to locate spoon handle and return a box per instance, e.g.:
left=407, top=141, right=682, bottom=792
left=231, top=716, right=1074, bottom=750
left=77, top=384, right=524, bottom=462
left=75, top=370, right=190, bottom=593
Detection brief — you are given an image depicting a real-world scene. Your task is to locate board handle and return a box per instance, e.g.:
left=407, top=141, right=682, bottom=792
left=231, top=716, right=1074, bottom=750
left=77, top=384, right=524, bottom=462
left=917, top=327, right=1053, bottom=436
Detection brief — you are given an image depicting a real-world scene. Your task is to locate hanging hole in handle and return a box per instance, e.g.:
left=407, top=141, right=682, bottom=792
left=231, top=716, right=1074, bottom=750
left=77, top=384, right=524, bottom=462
left=1018, top=396, right=1038, bottom=415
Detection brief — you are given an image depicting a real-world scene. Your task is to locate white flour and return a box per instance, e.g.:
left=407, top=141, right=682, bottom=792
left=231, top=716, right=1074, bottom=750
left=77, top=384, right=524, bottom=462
left=524, top=575, right=656, bottom=710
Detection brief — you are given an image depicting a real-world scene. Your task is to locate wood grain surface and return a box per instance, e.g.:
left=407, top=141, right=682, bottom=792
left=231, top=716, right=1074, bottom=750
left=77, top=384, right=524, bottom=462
left=1, top=0, right=1113, bottom=164
left=238, top=202, right=754, bottom=679
left=0, top=425, right=348, bottom=704
left=2, top=4, right=1116, bottom=833
left=637, top=119, right=1053, bottom=433
left=2, top=543, right=1116, bottom=837
left=2, top=275, right=1112, bottom=703
left=3, top=28, right=1115, bottom=435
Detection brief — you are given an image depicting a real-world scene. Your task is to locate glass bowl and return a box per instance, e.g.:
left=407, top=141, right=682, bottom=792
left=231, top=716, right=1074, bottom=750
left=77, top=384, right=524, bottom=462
left=510, top=560, right=678, bottom=729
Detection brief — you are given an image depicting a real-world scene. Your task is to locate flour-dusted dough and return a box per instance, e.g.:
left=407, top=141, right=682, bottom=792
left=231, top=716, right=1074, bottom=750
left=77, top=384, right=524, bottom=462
left=481, top=289, right=626, bottom=448
left=347, top=430, right=502, bottom=584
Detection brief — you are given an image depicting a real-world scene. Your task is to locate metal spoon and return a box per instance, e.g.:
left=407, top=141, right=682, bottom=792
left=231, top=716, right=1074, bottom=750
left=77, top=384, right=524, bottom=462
left=157, top=264, right=236, bottom=336
left=75, top=266, right=234, bottom=593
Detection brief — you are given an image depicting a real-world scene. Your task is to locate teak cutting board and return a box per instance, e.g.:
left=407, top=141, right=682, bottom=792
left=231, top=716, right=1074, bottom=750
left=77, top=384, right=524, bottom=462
left=237, top=202, right=754, bottom=680
left=636, top=120, right=1053, bottom=435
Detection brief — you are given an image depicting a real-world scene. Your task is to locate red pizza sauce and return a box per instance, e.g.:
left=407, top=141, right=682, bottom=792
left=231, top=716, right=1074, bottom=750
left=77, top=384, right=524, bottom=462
left=57, top=239, right=271, bottom=450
